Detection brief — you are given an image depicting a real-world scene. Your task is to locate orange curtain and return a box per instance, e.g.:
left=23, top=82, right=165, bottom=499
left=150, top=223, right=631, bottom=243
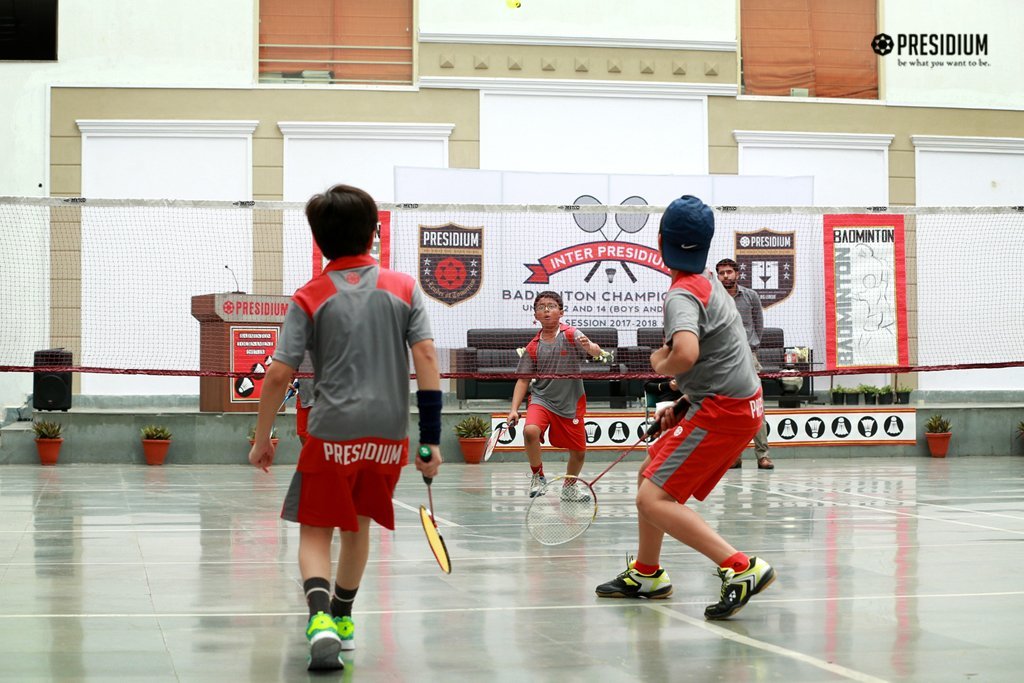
left=741, top=0, right=877, bottom=99
left=259, top=0, right=412, bottom=84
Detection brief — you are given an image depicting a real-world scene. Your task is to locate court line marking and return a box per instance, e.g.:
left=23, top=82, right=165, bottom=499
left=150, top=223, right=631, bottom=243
left=746, top=477, right=1024, bottom=522
left=3, top=588, right=1023, bottom=620
left=721, top=481, right=1024, bottom=536
left=643, top=603, right=888, bottom=683
left=392, top=497, right=462, bottom=528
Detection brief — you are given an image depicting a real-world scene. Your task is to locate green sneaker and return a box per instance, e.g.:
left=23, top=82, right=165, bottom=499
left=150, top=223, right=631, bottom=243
left=334, top=615, right=355, bottom=651
left=595, top=557, right=673, bottom=599
left=305, top=611, right=343, bottom=671
left=704, top=556, right=776, bottom=620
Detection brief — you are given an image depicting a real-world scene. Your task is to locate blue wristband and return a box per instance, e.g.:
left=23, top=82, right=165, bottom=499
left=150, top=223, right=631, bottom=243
left=416, top=390, right=442, bottom=445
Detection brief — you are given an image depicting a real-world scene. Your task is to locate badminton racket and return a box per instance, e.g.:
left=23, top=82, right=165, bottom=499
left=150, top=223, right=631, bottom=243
left=483, top=423, right=509, bottom=462
left=279, top=379, right=299, bottom=410
left=610, top=195, right=649, bottom=283
left=526, top=397, right=689, bottom=545
left=571, top=194, right=613, bottom=283
left=418, top=447, right=451, bottom=574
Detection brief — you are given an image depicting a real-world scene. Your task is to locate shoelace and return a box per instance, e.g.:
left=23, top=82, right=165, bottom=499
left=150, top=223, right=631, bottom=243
left=617, top=554, right=636, bottom=579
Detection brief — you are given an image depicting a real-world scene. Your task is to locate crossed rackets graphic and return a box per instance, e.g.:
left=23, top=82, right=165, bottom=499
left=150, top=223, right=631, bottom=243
left=571, top=194, right=650, bottom=283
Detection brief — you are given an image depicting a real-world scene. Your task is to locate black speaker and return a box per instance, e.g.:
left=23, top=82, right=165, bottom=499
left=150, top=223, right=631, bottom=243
left=33, top=349, right=72, bottom=411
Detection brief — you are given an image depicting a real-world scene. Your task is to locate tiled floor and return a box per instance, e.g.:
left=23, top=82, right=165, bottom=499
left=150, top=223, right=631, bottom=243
left=1, top=456, right=1022, bottom=682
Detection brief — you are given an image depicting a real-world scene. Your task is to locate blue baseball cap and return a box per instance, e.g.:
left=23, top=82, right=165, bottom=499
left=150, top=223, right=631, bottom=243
left=659, top=195, right=715, bottom=273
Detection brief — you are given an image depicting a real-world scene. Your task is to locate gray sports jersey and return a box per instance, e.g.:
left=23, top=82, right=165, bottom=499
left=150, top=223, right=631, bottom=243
left=273, top=254, right=433, bottom=442
left=664, top=271, right=760, bottom=406
left=731, top=285, right=764, bottom=351
left=514, top=325, right=589, bottom=418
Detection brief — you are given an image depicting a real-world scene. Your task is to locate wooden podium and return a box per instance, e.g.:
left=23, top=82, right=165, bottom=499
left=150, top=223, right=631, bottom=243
left=191, top=293, right=292, bottom=412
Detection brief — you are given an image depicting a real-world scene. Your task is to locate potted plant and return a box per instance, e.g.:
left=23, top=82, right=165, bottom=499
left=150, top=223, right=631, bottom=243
left=1017, top=420, right=1024, bottom=455
left=830, top=387, right=845, bottom=405
left=895, top=384, right=913, bottom=404
left=141, top=425, right=172, bottom=466
left=877, top=385, right=894, bottom=405
left=454, top=415, right=490, bottom=464
left=860, top=385, right=879, bottom=405
left=32, top=420, right=64, bottom=466
left=844, top=386, right=861, bottom=405
left=248, top=425, right=279, bottom=446
left=924, top=414, right=952, bottom=458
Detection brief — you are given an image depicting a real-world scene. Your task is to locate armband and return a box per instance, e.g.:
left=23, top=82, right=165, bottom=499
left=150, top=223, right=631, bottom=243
left=416, top=390, right=442, bottom=445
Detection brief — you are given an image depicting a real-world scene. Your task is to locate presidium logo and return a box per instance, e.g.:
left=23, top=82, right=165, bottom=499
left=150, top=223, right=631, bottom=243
left=871, top=32, right=990, bottom=67
left=418, top=223, right=483, bottom=306
left=735, top=229, right=796, bottom=308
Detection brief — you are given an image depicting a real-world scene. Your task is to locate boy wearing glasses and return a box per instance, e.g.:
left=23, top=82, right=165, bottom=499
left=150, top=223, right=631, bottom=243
left=506, top=291, right=610, bottom=499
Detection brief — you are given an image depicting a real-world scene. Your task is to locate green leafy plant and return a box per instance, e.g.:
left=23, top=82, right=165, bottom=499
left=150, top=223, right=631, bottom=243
left=925, top=414, right=951, bottom=434
left=859, top=385, right=879, bottom=395
left=32, top=420, right=63, bottom=439
left=1016, top=420, right=1024, bottom=440
left=248, top=425, right=278, bottom=440
left=141, top=425, right=172, bottom=440
left=896, top=384, right=913, bottom=393
left=879, top=385, right=893, bottom=395
left=454, top=415, right=491, bottom=439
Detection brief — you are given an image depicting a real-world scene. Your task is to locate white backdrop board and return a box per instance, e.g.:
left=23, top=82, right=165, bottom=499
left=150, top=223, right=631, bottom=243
left=78, top=120, right=256, bottom=396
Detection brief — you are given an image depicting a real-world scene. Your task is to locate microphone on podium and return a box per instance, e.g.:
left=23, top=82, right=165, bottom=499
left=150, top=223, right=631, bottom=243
left=224, top=265, right=244, bottom=293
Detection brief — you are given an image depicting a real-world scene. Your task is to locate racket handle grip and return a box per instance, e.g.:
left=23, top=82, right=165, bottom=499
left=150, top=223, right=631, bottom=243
left=418, top=446, right=433, bottom=485
left=644, top=397, right=690, bottom=437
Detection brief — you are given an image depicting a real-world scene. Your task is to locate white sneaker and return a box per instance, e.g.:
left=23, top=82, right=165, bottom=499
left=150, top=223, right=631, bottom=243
left=560, top=480, right=591, bottom=503
left=529, top=473, right=547, bottom=498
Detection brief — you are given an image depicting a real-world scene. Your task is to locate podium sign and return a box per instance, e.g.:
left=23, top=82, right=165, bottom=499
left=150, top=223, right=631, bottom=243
left=191, top=293, right=291, bottom=412
left=230, top=326, right=279, bottom=403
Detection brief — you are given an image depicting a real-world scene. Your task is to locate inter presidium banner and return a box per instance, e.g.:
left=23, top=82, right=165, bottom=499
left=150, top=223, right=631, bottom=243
left=823, top=215, right=910, bottom=370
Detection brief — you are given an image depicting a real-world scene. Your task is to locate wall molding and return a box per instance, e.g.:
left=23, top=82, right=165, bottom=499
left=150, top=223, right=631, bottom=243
left=420, top=75, right=736, bottom=98
left=911, top=135, right=1024, bottom=154
left=418, top=32, right=736, bottom=52
left=76, top=120, right=258, bottom=137
left=734, top=130, right=894, bottom=150
left=277, top=122, right=455, bottom=140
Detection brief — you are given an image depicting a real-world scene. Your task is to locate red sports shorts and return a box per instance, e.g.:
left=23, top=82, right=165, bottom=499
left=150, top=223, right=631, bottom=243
left=643, top=390, right=763, bottom=503
left=281, top=435, right=408, bottom=531
left=525, top=395, right=587, bottom=451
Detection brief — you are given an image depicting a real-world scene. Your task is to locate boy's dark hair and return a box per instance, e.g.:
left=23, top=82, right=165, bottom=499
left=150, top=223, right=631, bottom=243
left=534, top=291, right=563, bottom=309
left=716, top=258, right=739, bottom=272
left=305, top=184, right=379, bottom=259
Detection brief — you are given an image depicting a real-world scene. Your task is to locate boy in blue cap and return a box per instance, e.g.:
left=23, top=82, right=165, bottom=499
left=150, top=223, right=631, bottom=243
left=595, top=195, right=775, bottom=620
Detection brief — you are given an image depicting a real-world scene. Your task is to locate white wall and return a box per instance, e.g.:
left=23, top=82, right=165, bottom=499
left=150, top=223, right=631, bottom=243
left=481, top=93, right=709, bottom=175
left=882, top=0, right=1024, bottom=109
left=0, top=0, right=255, bottom=197
left=914, top=136, right=1024, bottom=391
left=419, top=0, right=735, bottom=45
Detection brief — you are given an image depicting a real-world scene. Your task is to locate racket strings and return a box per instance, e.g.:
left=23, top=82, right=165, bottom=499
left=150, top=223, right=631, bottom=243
left=525, top=477, right=598, bottom=545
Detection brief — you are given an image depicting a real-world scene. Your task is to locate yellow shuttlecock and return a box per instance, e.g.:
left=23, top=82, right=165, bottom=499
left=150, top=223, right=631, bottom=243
left=506, top=0, right=521, bottom=8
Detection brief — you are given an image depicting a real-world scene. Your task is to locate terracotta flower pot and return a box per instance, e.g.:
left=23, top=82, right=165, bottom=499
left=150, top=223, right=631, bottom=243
left=926, top=432, right=951, bottom=458
left=458, top=437, right=487, bottom=464
left=142, top=439, right=171, bottom=466
left=35, top=438, right=63, bottom=466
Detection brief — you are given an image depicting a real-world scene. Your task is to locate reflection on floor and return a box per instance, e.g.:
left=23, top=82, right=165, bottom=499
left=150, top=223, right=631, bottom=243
left=1, top=457, right=1022, bottom=682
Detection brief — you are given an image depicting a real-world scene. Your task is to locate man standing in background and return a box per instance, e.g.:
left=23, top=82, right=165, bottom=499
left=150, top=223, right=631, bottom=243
left=716, top=259, right=773, bottom=470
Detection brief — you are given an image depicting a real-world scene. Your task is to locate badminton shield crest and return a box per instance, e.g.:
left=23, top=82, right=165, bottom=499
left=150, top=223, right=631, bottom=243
left=734, top=229, right=796, bottom=308
left=419, top=223, right=483, bottom=306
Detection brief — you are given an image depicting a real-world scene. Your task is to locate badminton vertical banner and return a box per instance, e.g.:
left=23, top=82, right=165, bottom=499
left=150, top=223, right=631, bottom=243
left=823, top=215, right=909, bottom=370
